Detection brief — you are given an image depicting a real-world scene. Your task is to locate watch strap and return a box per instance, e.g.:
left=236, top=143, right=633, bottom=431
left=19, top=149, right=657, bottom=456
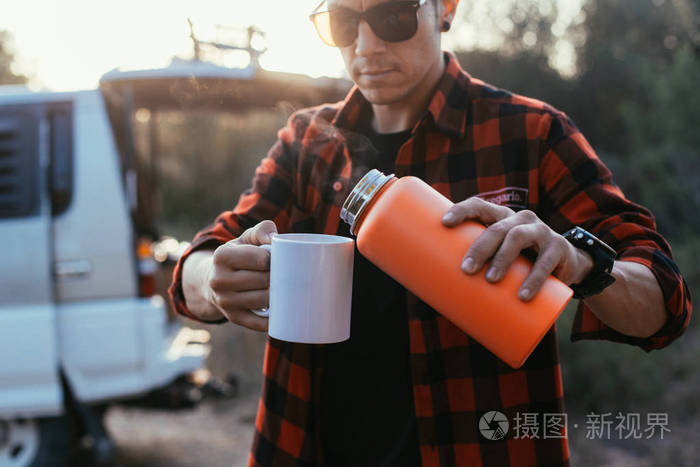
left=564, top=227, right=617, bottom=299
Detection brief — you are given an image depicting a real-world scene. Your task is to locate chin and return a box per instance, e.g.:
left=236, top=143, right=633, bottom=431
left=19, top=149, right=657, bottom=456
left=358, top=86, right=407, bottom=106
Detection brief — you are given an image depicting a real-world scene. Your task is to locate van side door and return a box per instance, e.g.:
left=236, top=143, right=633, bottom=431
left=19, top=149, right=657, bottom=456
left=0, top=103, right=63, bottom=417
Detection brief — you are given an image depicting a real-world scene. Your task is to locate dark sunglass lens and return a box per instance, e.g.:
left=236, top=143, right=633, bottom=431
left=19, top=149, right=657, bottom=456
left=329, top=9, right=359, bottom=47
left=368, top=2, right=418, bottom=42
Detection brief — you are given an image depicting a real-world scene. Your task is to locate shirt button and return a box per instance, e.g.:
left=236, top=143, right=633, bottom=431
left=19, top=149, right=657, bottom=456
left=333, top=181, right=343, bottom=192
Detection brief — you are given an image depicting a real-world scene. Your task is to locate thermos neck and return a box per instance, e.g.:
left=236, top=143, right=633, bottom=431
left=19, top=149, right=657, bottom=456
left=340, top=169, right=396, bottom=236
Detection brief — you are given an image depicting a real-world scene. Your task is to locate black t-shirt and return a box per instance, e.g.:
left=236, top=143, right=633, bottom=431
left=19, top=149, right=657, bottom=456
left=320, top=122, right=421, bottom=466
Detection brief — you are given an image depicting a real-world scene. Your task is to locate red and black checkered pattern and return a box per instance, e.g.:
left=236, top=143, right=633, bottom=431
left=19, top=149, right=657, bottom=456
left=168, top=52, right=691, bottom=467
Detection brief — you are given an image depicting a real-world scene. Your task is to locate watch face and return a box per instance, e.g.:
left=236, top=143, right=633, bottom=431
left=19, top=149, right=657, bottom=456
left=568, top=227, right=617, bottom=258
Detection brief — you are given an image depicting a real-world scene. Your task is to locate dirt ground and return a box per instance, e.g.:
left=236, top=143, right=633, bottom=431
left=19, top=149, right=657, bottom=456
left=105, top=387, right=260, bottom=467
left=101, top=321, right=267, bottom=467
left=100, top=392, right=699, bottom=467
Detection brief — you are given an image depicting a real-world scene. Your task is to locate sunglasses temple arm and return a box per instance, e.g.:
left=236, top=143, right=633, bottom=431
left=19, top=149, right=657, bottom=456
left=311, top=0, right=326, bottom=15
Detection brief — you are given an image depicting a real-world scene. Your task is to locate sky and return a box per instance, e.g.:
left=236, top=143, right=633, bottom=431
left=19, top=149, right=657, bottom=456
left=1, top=0, right=583, bottom=92
left=1, top=0, right=345, bottom=91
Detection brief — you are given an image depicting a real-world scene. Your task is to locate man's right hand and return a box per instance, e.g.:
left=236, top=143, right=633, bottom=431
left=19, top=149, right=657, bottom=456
left=205, top=220, right=278, bottom=331
left=183, top=220, right=278, bottom=332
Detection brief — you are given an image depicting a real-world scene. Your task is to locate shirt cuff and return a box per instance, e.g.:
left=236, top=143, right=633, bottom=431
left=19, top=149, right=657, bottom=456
left=168, top=236, right=229, bottom=325
left=570, top=246, right=691, bottom=352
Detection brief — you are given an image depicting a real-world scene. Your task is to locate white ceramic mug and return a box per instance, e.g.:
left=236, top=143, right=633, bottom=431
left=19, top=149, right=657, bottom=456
left=252, top=233, right=355, bottom=344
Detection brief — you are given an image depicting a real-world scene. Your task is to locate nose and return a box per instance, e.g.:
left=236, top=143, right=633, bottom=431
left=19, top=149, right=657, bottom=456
left=355, top=20, right=385, bottom=56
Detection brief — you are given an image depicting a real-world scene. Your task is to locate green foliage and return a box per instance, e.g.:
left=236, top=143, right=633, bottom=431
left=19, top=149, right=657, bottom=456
left=453, top=49, right=574, bottom=111
left=137, top=108, right=288, bottom=241
left=457, top=0, right=561, bottom=57
left=556, top=301, right=697, bottom=413
left=567, top=0, right=699, bottom=153
left=599, top=45, right=700, bottom=255
left=619, top=44, right=700, bottom=157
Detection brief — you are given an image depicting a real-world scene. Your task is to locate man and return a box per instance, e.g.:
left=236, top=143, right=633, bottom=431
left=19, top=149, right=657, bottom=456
left=169, top=0, right=692, bottom=465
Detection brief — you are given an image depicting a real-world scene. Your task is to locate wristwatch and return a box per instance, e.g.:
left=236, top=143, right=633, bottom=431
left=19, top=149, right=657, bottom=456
left=563, top=226, right=617, bottom=299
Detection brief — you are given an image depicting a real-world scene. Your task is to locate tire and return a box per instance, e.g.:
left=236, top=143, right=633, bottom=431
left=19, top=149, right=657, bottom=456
left=0, top=416, right=71, bottom=467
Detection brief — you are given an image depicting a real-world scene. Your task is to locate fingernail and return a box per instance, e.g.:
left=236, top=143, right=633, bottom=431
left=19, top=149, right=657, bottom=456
left=442, top=212, right=455, bottom=222
left=462, top=257, right=475, bottom=273
left=486, top=267, right=498, bottom=281
left=519, top=289, right=531, bottom=301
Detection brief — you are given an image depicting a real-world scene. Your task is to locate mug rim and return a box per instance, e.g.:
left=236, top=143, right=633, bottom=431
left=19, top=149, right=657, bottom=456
left=271, top=233, right=354, bottom=245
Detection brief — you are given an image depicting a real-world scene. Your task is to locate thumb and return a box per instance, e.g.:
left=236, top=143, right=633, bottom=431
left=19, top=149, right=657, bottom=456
left=237, top=220, right=278, bottom=245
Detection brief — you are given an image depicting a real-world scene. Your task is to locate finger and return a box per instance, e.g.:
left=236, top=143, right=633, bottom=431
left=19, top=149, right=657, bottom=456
left=518, top=245, right=563, bottom=301
left=209, top=269, right=270, bottom=293
left=213, top=243, right=271, bottom=271
left=485, top=223, right=547, bottom=282
left=236, top=220, right=278, bottom=246
left=215, top=289, right=269, bottom=312
left=442, top=197, right=513, bottom=227
left=461, top=210, right=535, bottom=274
left=220, top=308, right=269, bottom=332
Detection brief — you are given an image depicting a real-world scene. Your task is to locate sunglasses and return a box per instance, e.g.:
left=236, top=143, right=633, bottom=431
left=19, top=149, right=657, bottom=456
left=310, top=0, right=428, bottom=48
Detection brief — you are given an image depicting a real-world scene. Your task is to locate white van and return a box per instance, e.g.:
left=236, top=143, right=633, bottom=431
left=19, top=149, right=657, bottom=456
left=0, top=58, right=347, bottom=466
left=0, top=85, right=214, bottom=466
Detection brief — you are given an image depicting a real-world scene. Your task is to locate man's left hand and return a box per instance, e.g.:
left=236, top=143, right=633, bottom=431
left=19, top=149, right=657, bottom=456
left=441, top=197, right=594, bottom=301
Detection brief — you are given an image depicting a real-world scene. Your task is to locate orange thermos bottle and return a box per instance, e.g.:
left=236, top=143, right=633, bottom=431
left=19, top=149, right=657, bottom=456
left=340, top=169, right=574, bottom=368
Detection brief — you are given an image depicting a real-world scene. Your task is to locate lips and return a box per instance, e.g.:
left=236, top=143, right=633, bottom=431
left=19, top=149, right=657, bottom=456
left=360, top=69, right=394, bottom=75
left=357, top=69, right=397, bottom=84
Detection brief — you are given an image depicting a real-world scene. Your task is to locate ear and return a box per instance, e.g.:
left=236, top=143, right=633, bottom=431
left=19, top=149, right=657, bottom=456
left=439, top=0, right=459, bottom=25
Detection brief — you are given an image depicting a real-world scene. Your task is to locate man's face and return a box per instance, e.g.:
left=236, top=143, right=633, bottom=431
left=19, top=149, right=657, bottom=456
left=328, top=0, right=444, bottom=107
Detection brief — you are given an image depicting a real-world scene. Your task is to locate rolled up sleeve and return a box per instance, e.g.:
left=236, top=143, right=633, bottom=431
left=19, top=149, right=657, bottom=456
left=538, top=111, right=692, bottom=351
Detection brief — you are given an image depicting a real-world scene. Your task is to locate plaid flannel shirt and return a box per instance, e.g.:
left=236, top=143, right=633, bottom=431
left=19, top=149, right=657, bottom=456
left=169, top=52, right=692, bottom=467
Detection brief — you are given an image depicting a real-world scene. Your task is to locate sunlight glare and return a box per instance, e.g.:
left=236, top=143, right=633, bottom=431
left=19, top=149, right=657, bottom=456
left=1, top=0, right=582, bottom=91
left=1, top=0, right=346, bottom=91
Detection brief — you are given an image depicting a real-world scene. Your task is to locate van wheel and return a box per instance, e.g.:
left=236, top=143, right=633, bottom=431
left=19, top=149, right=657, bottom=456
left=0, top=417, right=71, bottom=467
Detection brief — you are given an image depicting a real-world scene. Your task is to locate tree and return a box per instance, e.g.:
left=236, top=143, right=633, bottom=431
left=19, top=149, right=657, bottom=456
left=0, top=30, right=28, bottom=85
left=568, top=0, right=699, bottom=153
left=456, top=0, right=560, bottom=59
left=456, top=0, right=699, bottom=153
left=454, top=49, right=573, bottom=112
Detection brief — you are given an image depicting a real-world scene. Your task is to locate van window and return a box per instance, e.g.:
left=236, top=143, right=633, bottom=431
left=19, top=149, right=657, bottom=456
left=0, top=102, right=74, bottom=219
left=0, top=107, right=40, bottom=218
left=49, top=103, right=73, bottom=216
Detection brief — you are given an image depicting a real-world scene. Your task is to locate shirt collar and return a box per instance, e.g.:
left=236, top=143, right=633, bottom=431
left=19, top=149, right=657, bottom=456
left=331, top=51, right=471, bottom=139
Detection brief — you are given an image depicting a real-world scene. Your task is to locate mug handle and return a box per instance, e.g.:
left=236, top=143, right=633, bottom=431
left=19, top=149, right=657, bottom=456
left=251, top=243, right=272, bottom=318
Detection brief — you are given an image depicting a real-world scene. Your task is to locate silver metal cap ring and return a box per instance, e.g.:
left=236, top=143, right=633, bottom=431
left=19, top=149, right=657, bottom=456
left=340, top=169, right=394, bottom=235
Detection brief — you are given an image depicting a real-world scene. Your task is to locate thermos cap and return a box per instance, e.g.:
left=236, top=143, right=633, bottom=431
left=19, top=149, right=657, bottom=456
left=340, top=169, right=395, bottom=236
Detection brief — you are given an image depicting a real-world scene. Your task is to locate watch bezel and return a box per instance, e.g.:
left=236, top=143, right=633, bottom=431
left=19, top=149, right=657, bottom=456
left=566, top=227, right=617, bottom=262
